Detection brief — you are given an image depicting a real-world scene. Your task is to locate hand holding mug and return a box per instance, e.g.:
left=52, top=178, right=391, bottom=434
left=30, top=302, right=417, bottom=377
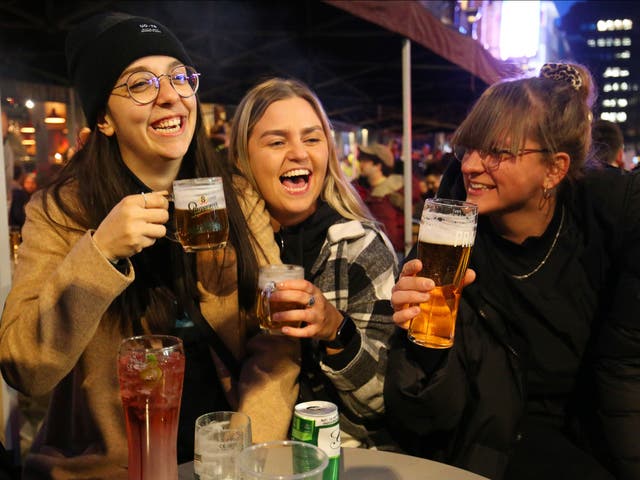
left=256, top=264, right=344, bottom=341
left=167, top=177, right=229, bottom=252
left=271, top=280, right=342, bottom=342
left=93, top=191, right=169, bottom=262
left=257, top=265, right=306, bottom=334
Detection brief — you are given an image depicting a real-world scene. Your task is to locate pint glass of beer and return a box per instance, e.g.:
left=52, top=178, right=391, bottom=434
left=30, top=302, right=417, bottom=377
left=257, top=264, right=305, bottom=334
left=170, top=177, right=228, bottom=252
left=408, top=198, right=477, bottom=349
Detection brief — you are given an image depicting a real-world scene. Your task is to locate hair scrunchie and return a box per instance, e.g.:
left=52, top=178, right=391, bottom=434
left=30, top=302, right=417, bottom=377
left=539, top=63, right=583, bottom=91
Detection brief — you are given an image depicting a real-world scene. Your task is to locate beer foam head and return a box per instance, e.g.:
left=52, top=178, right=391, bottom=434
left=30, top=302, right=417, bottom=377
left=258, top=264, right=304, bottom=287
left=419, top=213, right=476, bottom=247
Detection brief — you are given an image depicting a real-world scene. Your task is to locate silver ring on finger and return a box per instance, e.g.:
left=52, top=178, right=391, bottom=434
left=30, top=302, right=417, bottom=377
left=141, top=192, right=147, bottom=208
left=307, top=295, right=315, bottom=308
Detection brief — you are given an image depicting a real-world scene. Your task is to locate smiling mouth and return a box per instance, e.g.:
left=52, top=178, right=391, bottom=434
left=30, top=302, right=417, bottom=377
left=151, top=117, right=182, bottom=133
left=469, top=182, right=494, bottom=190
left=280, top=169, right=311, bottom=192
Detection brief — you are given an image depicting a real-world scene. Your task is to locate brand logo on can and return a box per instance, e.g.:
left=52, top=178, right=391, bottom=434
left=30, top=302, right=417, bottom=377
left=291, top=401, right=340, bottom=480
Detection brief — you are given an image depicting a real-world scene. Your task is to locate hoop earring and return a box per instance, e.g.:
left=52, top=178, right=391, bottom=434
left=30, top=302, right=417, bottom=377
left=542, top=186, right=553, bottom=199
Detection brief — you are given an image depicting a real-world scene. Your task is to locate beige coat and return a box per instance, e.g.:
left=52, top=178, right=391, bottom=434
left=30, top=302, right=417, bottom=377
left=0, top=177, right=300, bottom=479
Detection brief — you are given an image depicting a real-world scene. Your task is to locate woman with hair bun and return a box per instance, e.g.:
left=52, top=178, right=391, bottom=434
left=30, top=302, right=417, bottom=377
left=385, top=63, right=640, bottom=480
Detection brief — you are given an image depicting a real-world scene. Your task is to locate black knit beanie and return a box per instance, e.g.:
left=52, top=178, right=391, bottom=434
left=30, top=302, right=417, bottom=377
left=66, top=12, right=193, bottom=127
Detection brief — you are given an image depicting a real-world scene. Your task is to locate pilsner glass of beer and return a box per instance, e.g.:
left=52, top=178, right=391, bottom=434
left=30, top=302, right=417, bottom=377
left=257, top=264, right=305, bottom=334
left=408, top=198, right=477, bottom=349
left=170, top=177, right=228, bottom=252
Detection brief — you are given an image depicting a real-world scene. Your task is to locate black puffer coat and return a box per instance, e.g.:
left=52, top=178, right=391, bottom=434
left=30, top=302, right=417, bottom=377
left=385, top=164, right=640, bottom=480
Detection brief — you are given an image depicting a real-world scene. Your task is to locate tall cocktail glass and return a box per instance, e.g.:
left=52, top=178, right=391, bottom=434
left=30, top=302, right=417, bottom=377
left=118, top=335, right=185, bottom=480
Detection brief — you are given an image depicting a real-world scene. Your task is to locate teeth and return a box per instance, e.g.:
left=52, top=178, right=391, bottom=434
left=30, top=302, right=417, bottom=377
left=283, top=183, right=307, bottom=193
left=470, top=182, right=490, bottom=190
left=281, top=169, right=310, bottom=178
left=153, top=117, right=181, bottom=132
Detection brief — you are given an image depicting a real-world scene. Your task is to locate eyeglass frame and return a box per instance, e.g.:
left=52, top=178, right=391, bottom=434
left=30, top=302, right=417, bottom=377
left=111, top=65, right=201, bottom=105
left=454, top=146, right=551, bottom=170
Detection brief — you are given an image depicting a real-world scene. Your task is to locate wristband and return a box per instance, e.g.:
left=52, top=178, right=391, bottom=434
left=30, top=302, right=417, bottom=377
left=321, top=314, right=357, bottom=349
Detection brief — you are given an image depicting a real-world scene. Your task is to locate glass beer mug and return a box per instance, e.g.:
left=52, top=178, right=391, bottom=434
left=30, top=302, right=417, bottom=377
left=257, top=264, right=305, bottom=334
left=408, top=198, right=477, bottom=349
left=167, top=177, right=229, bottom=252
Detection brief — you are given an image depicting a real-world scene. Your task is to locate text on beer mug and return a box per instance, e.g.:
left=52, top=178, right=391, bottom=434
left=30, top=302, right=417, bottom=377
left=167, top=177, right=229, bottom=252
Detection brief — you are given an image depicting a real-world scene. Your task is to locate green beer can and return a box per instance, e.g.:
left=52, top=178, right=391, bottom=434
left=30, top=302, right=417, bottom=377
left=291, top=401, right=340, bottom=480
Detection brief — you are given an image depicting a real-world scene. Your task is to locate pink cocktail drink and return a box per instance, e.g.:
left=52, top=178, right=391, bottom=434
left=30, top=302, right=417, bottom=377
left=118, top=335, right=185, bottom=480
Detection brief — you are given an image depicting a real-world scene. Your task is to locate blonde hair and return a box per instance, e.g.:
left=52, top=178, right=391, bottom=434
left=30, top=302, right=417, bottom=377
left=452, top=62, right=596, bottom=182
left=229, top=77, right=374, bottom=224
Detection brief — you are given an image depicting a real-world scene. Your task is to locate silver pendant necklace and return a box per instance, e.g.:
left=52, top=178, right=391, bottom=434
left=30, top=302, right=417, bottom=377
left=511, top=206, right=565, bottom=280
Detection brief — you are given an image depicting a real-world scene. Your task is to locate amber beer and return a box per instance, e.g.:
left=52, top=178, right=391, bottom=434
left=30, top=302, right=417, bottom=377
left=174, top=207, right=228, bottom=251
left=408, top=199, right=477, bottom=349
left=257, top=264, right=305, bottom=334
left=172, top=177, right=228, bottom=252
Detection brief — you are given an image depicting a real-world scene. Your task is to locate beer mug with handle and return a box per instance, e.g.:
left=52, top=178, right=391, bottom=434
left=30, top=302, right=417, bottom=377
left=408, top=198, right=477, bottom=349
left=166, top=177, right=229, bottom=252
left=257, top=264, right=305, bottom=334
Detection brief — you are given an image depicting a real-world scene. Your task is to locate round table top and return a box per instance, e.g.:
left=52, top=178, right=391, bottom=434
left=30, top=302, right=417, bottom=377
left=179, top=446, right=489, bottom=480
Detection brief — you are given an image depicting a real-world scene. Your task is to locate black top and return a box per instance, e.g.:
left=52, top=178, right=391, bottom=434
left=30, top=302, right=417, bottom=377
left=472, top=199, right=596, bottom=424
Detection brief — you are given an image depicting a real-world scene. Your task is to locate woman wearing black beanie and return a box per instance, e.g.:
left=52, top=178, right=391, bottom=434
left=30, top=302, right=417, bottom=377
left=0, top=12, right=299, bottom=479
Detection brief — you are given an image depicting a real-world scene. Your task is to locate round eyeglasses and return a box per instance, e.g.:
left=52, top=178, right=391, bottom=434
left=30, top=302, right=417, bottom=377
left=112, top=65, right=200, bottom=105
left=454, top=146, right=550, bottom=171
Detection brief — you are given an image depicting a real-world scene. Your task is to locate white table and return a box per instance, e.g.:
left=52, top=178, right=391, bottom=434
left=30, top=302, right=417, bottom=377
left=178, top=446, right=489, bottom=479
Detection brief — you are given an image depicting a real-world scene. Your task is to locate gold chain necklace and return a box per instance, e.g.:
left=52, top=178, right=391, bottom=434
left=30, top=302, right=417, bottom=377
left=511, top=206, right=565, bottom=280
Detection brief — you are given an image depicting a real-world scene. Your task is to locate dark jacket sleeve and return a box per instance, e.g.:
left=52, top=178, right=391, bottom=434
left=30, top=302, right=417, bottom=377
left=592, top=170, right=640, bottom=480
left=384, top=316, right=471, bottom=436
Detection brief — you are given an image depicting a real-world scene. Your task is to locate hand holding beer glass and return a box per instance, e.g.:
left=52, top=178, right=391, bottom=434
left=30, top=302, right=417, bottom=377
left=408, top=198, right=477, bottom=349
left=257, top=264, right=306, bottom=334
left=168, top=177, right=229, bottom=252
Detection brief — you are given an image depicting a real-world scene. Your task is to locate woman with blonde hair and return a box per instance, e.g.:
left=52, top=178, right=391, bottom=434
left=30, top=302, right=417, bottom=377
left=230, top=77, right=398, bottom=449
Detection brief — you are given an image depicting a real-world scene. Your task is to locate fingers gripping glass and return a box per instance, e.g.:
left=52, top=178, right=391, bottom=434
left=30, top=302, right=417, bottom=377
left=113, top=65, right=200, bottom=104
left=454, top=146, right=550, bottom=170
